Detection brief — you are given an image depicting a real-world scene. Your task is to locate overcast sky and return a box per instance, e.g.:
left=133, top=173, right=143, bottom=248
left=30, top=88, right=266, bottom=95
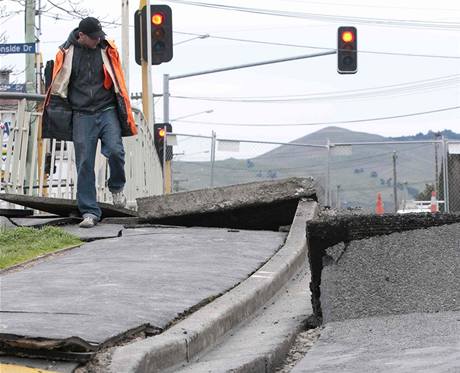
left=1, top=0, right=460, bottom=143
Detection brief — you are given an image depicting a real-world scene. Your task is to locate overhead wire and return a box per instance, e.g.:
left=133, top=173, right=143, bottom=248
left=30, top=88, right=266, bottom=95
left=5, top=3, right=459, bottom=59
left=173, top=31, right=460, bottom=60
left=175, top=105, right=460, bottom=127
left=276, top=0, right=460, bottom=13
left=171, top=74, right=460, bottom=103
left=164, top=0, right=460, bottom=30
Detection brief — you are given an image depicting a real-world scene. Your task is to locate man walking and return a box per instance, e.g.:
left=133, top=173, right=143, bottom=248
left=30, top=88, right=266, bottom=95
left=42, top=17, right=137, bottom=228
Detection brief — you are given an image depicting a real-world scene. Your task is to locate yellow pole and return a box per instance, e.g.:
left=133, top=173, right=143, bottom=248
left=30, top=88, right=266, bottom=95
left=139, top=0, right=171, bottom=194
left=139, top=0, right=149, bottom=121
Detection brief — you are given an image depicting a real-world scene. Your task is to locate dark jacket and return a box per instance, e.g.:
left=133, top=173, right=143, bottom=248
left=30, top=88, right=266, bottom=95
left=42, top=29, right=137, bottom=141
left=67, top=29, right=116, bottom=113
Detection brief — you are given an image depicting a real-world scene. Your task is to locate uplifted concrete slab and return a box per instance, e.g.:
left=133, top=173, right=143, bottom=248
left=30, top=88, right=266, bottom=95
left=11, top=217, right=80, bottom=228
left=0, top=226, right=286, bottom=360
left=0, top=208, right=34, bottom=217
left=62, top=223, right=124, bottom=241
left=137, top=178, right=316, bottom=230
left=0, top=194, right=137, bottom=218
left=292, top=311, right=460, bottom=373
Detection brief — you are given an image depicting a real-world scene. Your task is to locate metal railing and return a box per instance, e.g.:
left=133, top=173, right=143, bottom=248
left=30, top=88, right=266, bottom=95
left=0, top=94, right=163, bottom=209
left=2, top=93, right=457, bottom=214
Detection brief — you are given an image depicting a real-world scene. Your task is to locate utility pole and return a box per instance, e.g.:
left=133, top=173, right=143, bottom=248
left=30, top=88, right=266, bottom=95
left=24, top=0, right=41, bottom=195
left=442, top=136, right=450, bottom=213
left=25, top=0, right=36, bottom=93
left=326, top=139, right=331, bottom=206
left=336, top=185, right=341, bottom=209
left=121, top=0, right=130, bottom=89
left=434, top=132, right=441, bottom=196
left=393, top=151, right=398, bottom=213
left=210, top=130, right=216, bottom=188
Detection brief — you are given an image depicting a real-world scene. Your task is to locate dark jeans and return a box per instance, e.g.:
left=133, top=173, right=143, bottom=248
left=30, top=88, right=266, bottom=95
left=73, top=108, right=125, bottom=220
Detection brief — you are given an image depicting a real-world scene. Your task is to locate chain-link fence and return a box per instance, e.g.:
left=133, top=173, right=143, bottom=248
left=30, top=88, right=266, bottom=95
left=446, top=141, right=460, bottom=213
left=327, top=141, right=441, bottom=213
left=167, top=133, right=459, bottom=213
left=167, top=133, right=214, bottom=193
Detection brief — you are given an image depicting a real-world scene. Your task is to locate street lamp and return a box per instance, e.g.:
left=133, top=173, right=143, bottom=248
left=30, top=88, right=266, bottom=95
left=170, top=109, right=214, bottom=122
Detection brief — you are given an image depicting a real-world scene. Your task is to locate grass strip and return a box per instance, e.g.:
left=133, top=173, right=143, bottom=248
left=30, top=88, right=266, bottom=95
left=0, top=226, right=82, bottom=270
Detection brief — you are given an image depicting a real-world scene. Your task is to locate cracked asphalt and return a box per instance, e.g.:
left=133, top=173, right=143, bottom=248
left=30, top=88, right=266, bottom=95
left=292, top=222, right=460, bottom=373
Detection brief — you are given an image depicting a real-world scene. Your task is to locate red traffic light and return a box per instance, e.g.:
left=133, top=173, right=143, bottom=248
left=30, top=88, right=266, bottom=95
left=158, top=128, right=166, bottom=138
left=338, top=26, right=357, bottom=74
left=341, top=31, right=354, bottom=43
left=135, top=5, right=173, bottom=66
left=152, top=12, right=164, bottom=25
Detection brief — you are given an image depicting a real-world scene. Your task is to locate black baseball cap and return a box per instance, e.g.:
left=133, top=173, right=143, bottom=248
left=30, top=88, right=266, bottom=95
left=78, top=17, right=106, bottom=39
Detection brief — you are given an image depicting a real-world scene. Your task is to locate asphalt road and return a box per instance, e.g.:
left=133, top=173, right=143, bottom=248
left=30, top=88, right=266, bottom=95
left=321, top=222, right=459, bottom=322
left=292, top=311, right=460, bottom=373
left=292, top=222, right=460, bottom=373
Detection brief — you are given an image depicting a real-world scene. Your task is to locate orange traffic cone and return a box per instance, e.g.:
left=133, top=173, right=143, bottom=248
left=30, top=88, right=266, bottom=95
left=430, top=191, right=438, bottom=213
left=375, top=192, right=384, bottom=215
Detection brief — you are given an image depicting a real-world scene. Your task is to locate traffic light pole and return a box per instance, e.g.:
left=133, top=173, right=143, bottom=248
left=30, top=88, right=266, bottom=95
left=140, top=0, right=154, bottom=132
left=162, top=50, right=335, bottom=195
left=163, top=74, right=170, bottom=123
left=163, top=74, right=171, bottom=193
left=169, top=50, right=336, bottom=81
left=163, top=50, right=336, bottom=120
left=121, top=0, right=130, bottom=89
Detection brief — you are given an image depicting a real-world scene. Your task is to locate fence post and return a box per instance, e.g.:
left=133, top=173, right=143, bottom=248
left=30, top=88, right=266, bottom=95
left=210, top=131, right=216, bottom=188
left=442, top=138, right=450, bottom=212
left=326, top=139, right=331, bottom=206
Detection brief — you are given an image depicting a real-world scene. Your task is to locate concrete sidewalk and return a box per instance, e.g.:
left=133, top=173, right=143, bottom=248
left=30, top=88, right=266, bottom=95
left=0, top=225, right=286, bottom=360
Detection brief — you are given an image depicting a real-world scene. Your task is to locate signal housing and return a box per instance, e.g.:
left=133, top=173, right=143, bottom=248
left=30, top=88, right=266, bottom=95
left=337, top=26, right=357, bottom=74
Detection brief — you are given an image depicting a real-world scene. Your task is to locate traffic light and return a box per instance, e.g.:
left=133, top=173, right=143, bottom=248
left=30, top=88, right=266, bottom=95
left=154, top=123, right=173, bottom=165
left=337, top=26, right=357, bottom=74
left=134, top=5, right=173, bottom=65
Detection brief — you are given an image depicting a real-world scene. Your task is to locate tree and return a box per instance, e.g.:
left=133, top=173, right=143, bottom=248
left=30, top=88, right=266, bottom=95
left=417, top=183, right=434, bottom=200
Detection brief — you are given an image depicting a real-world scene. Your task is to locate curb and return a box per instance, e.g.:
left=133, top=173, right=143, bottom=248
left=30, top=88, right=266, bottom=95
left=109, top=199, right=318, bottom=373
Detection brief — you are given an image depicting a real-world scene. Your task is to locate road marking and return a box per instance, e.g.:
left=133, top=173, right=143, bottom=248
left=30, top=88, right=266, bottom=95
left=0, top=363, right=60, bottom=373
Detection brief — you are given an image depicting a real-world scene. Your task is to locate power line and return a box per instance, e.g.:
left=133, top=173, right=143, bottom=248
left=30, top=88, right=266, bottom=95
left=8, top=6, right=459, bottom=60
left=171, top=74, right=460, bottom=103
left=176, top=105, right=460, bottom=127
left=174, top=31, right=460, bottom=59
left=165, top=0, right=460, bottom=30
left=277, top=0, right=460, bottom=13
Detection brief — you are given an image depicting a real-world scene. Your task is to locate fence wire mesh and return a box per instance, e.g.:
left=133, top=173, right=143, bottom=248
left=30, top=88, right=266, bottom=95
left=328, top=142, right=440, bottom=213
left=169, top=135, right=460, bottom=213
left=446, top=141, right=460, bottom=213
left=169, top=134, right=213, bottom=192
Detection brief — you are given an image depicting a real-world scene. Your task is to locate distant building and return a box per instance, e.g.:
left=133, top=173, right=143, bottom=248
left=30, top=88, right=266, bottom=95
left=0, top=69, right=23, bottom=110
